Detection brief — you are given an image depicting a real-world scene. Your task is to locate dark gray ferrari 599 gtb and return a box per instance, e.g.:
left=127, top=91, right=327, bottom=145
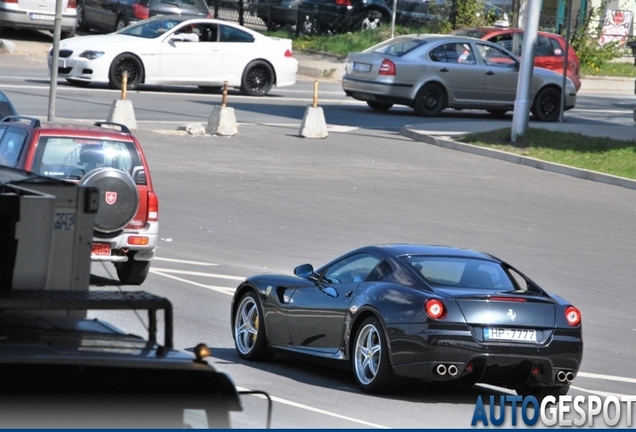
left=231, top=244, right=583, bottom=396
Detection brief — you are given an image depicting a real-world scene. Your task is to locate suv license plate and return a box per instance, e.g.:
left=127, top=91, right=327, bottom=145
left=92, top=243, right=111, bottom=256
left=484, top=328, right=537, bottom=342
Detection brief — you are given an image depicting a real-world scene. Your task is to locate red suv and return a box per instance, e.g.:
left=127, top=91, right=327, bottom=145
left=452, top=26, right=582, bottom=92
left=0, top=116, right=158, bottom=285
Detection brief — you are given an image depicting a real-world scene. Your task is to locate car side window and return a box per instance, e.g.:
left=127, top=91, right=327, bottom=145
left=548, top=37, right=564, bottom=56
left=488, top=34, right=514, bottom=52
left=476, top=43, right=517, bottom=68
left=219, top=25, right=255, bottom=43
left=322, top=253, right=382, bottom=284
left=535, top=35, right=551, bottom=57
left=199, top=24, right=218, bottom=42
left=430, top=43, right=475, bottom=64
left=0, top=126, right=28, bottom=168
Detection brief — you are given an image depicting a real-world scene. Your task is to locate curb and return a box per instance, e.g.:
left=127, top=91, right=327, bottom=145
left=399, top=126, right=636, bottom=191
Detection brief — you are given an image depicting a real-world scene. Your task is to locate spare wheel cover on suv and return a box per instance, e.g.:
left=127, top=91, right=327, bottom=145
left=81, top=167, right=140, bottom=233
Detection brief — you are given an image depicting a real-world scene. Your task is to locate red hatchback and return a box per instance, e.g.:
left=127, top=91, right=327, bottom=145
left=0, top=116, right=158, bottom=285
left=453, top=26, right=582, bottom=92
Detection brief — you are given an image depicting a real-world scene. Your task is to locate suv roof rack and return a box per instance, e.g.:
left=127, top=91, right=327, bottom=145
left=94, top=121, right=131, bottom=134
left=1, top=115, right=41, bottom=128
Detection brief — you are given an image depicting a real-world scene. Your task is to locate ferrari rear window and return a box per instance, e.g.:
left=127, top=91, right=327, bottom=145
left=368, top=37, right=428, bottom=56
left=402, top=256, right=515, bottom=290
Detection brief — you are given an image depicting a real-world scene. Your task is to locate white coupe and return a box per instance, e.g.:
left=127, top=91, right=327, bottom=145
left=49, top=15, right=298, bottom=96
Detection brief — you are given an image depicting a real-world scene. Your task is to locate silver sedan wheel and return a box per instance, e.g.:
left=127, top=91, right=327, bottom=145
left=354, top=323, right=382, bottom=385
left=235, top=295, right=260, bottom=355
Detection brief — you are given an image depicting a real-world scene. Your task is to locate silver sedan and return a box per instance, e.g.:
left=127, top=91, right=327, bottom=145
left=342, top=34, right=577, bottom=121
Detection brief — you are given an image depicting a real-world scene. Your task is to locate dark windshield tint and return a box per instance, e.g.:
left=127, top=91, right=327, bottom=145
left=452, top=29, right=488, bottom=39
left=401, top=256, right=515, bottom=290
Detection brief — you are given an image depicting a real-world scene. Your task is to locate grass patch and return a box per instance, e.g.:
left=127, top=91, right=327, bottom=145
left=580, top=60, right=636, bottom=78
left=457, top=128, right=636, bottom=180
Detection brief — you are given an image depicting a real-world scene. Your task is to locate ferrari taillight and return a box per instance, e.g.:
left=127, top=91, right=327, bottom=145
left=425, top=299, right=446, bottom=320
left=565, top=306, right=581, bottom=326
left=147, top=191, right=158, bottom=222
left=379, top=59, right=396, bottom=76
left=132, top=3, right=149, bottom=19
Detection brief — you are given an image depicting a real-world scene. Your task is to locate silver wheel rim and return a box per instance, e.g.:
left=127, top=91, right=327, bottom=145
left=235, top=296, right=259, bottom=355
left=354, top=323, right=382, bottom=385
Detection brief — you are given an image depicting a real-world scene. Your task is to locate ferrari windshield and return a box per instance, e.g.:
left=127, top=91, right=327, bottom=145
left=117, top=16, right=188, bottom=38
left=402, top=256, right=516, bottom=290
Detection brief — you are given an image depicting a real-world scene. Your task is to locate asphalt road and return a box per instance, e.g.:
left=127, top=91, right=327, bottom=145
left=2, top=34, right=636, bottom=428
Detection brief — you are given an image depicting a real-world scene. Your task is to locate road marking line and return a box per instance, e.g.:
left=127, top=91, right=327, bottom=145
left=150, top=269, right=235, bottom=295
left=570, top=385, right=631, bottom=398
left=236, top=386, right=388, bottom=429
left=154, top=257, right=219, bottom=266
left=577, top=371, right=636, bottom=384
left=152, top=267, right=245, bottom=281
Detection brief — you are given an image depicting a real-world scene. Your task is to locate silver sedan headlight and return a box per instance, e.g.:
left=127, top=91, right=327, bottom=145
left=79, top=50, right=105, bottom=60
left=565, top=77, right=576, bottom=94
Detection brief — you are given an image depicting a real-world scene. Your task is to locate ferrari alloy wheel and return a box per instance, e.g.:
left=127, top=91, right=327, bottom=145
left=234, top=291, right=273, bottom=361
left=353, top=317, right=392, bottom=393
left=414, top=83, right=446, bottom=117
left=531, top=87, right=561, bottom=122
left=108, top=54, right=143, bottom=90
left=240, top=61, right=274, bottom=96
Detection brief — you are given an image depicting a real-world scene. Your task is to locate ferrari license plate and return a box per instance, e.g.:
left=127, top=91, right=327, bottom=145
left=353, top=62, right=371, bottom=73
left=92, top=242, right=111, bottom=256
left=484, top=328, right=537, bottom=342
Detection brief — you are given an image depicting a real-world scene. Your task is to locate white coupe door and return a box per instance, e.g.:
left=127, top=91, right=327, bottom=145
left=158, top=27, right=223, bottom=84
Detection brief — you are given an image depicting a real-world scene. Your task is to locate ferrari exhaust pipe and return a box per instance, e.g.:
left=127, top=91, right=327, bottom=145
left=436, top=364, right=447, bottom=375
left=448, top=365, right=458, bottom=376
left=566, top=372, right=575, bottom=382
left=556, top=371, right=567, bottom=382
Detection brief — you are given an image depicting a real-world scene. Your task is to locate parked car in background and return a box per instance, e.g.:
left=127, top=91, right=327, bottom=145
left=76, top=0, right=212, bottom=33
left=0, top=0, right=76, bottom=38
left=232, top=243, right=582, bottom=396
left=452, top=26, right=582, bottom=92
left=0, top=116, right=159, bottom=285
left=342, top=34, right=577, bottom=122
left=0, top=91, right=18, bottom=119
left=50, top=15, right=297, bottom=96
left=257, top=0, right=508, bottom=34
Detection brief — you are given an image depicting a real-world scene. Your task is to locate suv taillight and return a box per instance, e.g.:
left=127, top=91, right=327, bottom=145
left=132, top=3, right=150, bottom=19
left=147, top=191, right=158, bottom=221
left=67, top=0, right=77, bottom=8
left=335, top=0, right=351, bottom=5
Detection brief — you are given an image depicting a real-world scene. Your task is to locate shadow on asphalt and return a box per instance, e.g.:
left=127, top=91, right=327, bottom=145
left=204, top=346, right=510, bottom=405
